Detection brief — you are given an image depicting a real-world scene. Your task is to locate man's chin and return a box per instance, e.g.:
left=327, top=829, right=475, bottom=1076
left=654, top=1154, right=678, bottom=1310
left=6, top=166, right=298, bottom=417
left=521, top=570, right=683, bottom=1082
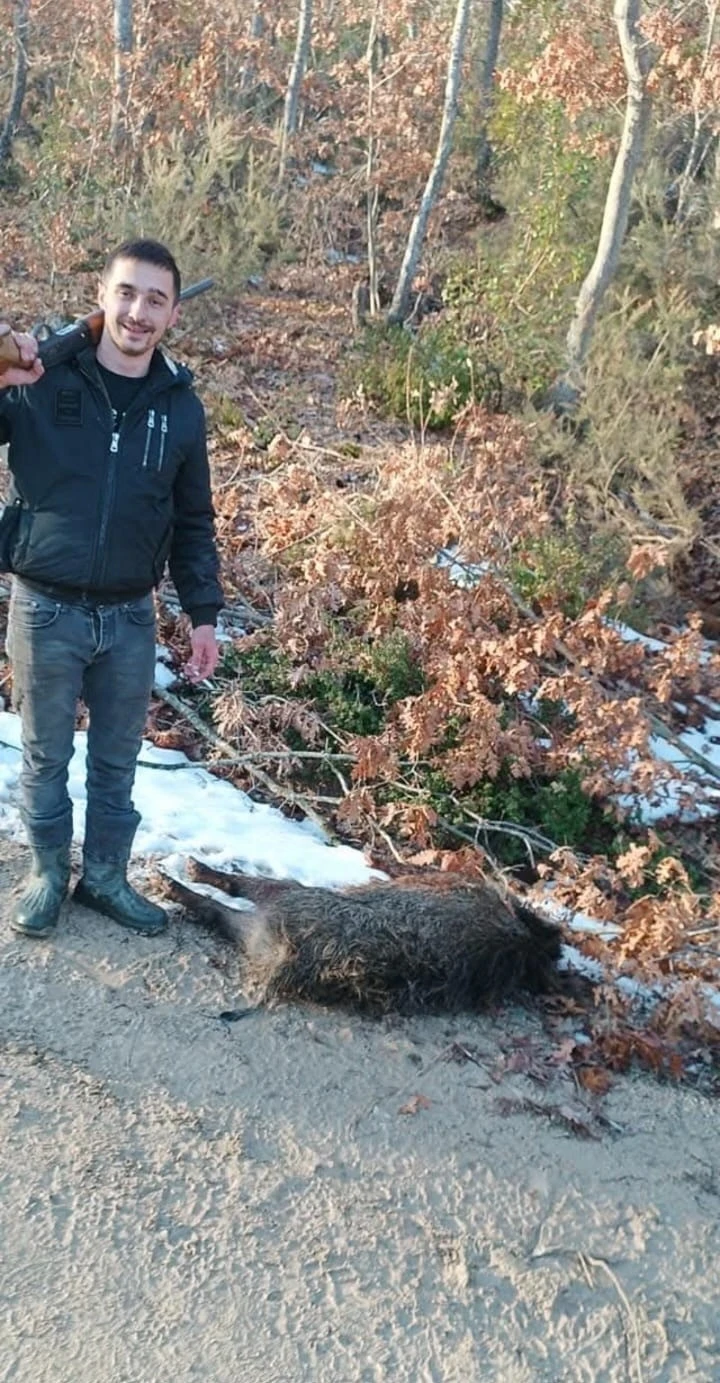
left=113, top=329, right=154, bottom=355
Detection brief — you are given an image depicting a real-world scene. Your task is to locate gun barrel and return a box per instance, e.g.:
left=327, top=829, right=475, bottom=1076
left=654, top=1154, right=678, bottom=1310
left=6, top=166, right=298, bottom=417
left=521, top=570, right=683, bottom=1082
left=179, top=278, right=215, bottom=303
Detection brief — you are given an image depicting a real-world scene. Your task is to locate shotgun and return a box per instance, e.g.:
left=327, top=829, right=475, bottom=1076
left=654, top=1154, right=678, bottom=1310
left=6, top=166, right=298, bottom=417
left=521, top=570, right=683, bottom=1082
left=0, top=276, right=214, bottom=377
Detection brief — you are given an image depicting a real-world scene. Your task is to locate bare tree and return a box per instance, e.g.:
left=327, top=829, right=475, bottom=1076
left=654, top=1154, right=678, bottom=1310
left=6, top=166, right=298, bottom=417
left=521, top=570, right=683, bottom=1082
left=386, top=0, right=472, bottom=325
left=365, top=2, right=384, bottom=317
left=0, top=0, right=30, bottom=172
left=279, top=0, right=313, bottom=181
left=550, top=0, right=654, bottom=411
left=673, top=0, right=718, bottom=222
left=111, top=0, right=133, bottom=151
left=239, top=2, right=266, bottom=93
left=475, top=0, right=504, bottom=191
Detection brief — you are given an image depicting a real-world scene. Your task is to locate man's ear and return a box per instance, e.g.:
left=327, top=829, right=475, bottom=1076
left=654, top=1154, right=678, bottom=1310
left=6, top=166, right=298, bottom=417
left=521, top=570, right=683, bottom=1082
left=169, top=302, right=180, bottom=329
left=97, top=278, right=107, bottom=309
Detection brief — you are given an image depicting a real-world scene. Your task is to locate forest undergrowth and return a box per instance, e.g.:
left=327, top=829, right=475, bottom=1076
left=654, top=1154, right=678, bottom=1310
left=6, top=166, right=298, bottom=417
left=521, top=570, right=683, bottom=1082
left=1, top=0, right=720, bottom=1089
left=152, top=269, right=720, bottom=1095
left=2, top=220, right=719, bottom=1095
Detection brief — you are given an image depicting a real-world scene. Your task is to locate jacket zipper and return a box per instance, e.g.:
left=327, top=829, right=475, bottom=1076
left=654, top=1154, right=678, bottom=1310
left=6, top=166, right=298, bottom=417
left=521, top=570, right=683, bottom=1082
left=142, top=409, right=156, bottom=468
left=82, top=373, right=122, bottom=588
left=158, top=414, right=168, bottom=472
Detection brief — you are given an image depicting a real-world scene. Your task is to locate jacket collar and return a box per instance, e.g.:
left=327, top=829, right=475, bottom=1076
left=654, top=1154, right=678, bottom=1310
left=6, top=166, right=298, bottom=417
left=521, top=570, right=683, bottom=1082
left=75, top=346, right=193, bottom=392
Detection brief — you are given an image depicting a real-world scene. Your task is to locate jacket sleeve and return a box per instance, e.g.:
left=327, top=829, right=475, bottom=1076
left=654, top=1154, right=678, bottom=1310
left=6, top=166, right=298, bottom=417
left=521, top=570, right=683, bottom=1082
left=169, top=398, right=224, bottom=625
left=0, top=389, right=15, bottom=445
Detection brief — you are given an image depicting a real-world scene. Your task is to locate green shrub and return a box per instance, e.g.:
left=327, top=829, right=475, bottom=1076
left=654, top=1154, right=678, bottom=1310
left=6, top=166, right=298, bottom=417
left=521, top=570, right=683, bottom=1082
left=116, top=118, right=283, bottom=290
left=368, top=630, right=425, bottom=703
left=509, top=526, right=624, bottom=618
left=428, top=762, right=616, bottom=867
left=217, top=628, right=425, bottom=741
left=343, top=322, right=501, bottom=428
left=444, top=93, right=614, bottom=400
left=304, top=629, right=426, bottom=736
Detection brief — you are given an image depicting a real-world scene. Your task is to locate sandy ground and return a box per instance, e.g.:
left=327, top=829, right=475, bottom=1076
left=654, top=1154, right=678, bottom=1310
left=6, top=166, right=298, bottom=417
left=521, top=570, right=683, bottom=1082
left=1, top=840, right=718, bottom=1383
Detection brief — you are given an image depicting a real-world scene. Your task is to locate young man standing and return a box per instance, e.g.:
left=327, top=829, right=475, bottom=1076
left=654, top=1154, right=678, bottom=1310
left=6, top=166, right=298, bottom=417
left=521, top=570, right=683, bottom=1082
left=0, top=238, right=224, bottom=938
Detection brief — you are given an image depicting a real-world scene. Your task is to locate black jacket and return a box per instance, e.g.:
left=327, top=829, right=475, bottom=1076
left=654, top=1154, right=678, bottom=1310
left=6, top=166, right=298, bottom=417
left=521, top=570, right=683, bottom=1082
left=0, top=346, right=223, bottom=626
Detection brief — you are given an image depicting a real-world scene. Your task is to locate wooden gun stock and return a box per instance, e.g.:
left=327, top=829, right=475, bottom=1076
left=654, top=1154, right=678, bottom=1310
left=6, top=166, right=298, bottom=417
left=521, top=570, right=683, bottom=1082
left=0, top=277, right=214, bottom=378
left=0, top=313, right=104, bottom=376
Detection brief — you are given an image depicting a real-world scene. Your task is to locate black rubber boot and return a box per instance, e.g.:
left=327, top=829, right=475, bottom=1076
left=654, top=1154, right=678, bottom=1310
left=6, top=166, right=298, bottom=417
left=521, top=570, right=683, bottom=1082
left=10, top=844, right=72, bottom=938
left=73, top=858, right=167, bottom=936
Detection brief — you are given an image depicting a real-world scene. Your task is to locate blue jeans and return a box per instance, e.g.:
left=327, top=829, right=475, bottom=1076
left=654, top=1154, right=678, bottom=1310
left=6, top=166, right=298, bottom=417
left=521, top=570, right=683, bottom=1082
left=6, top=578, right=156, bottom=860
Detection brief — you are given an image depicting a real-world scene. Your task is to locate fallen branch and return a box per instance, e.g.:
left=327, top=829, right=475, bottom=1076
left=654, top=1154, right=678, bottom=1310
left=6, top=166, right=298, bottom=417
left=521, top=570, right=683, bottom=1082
left=138, top=747, right=358, bottom=768
left=152, top=685, right=336, bottom=839
left=495, top=1094, right=602, bottom=1140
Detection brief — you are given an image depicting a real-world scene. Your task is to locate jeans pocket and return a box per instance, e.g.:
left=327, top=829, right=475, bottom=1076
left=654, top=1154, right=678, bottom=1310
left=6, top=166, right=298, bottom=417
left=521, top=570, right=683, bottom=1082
left=9, top=589, right=61, bottom=631
left=124, top=595, right=156, bottom=627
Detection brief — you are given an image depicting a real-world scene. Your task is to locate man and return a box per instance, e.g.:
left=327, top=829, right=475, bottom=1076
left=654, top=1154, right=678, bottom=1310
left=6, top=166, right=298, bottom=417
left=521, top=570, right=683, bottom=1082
left=0, top=238, right=224, bottom=939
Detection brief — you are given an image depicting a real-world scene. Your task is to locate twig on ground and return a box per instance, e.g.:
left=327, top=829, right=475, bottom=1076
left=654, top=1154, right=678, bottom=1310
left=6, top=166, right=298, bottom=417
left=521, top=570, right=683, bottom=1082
left=529, top=1244, right=645, bottom=1383
left=646, top=717, right=720, bottom=784
left=371, top=820, right=406, bottom=865
left=580, top=1252, right=645, bottom=1383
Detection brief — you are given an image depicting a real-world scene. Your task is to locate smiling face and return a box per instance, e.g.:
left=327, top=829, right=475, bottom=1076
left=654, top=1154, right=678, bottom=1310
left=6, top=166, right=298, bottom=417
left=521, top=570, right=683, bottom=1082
left=96, top=257, right=179, bottom=375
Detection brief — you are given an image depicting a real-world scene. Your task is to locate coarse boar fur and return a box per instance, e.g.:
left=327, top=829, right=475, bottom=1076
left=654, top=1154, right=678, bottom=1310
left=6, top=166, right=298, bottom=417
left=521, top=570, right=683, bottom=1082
left=164, top=859, right=563, bottom=1016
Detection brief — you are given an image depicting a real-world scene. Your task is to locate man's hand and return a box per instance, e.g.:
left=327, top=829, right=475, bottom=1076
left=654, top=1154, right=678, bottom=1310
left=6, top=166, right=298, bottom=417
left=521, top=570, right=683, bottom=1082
left=0, top=327, right=44, bottom=389
left=184, top=625, right=219, bottom=683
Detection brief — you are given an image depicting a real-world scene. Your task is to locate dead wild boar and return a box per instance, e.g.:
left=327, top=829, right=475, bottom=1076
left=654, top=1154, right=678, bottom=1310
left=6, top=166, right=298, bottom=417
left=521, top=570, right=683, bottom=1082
left=164, top=859, right=563, bottom=1016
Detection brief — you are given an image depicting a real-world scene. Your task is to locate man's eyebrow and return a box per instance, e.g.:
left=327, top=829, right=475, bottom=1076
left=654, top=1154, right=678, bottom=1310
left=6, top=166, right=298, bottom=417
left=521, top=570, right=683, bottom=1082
left=115, top=280, right=170, bottom=301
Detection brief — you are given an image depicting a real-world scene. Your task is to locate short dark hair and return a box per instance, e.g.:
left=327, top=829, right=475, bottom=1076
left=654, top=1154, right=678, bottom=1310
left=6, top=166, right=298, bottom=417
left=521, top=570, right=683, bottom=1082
left=102, top=238, right=182, bottom=301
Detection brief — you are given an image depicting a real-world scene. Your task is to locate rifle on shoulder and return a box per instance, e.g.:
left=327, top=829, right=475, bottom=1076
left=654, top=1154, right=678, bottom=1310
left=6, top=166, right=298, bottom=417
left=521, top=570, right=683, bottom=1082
left=0, top=277, right=214, bottom=376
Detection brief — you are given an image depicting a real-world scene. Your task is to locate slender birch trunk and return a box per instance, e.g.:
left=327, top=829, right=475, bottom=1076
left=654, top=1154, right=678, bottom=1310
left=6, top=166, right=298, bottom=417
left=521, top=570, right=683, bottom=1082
left=111, top=0, right=133, bottom=151
left=552, top=0, right=654, bottom=410
left=366, top=3, right=384, bottom=316
left=475, top=0, right=503, bottom=188
left=0, top=0, right=30, bottom=170
left=279, top=0, right=313, bottom=181
left=386, top=0, right=472, bottom=325
left=674, top=0, right=718, bottom=221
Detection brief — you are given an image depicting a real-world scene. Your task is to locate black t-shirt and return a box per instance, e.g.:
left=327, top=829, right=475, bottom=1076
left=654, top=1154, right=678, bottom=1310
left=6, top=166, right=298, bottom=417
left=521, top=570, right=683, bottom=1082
left=96, top=362, right=147, bottom=429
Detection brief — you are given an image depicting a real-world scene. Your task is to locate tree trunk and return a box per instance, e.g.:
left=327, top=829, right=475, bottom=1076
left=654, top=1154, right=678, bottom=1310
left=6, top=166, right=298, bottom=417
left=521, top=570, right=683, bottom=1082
left=386, top=0, right=472, bottom=325
left=111, top=0, right=133, bottom=151
left=278, top=0, right=313, bottom=181
left=0, top=0, right=30, bottom=171
left=551, top=0, right=654, bottom=411
left=475, top=0, right=504, bottom=189
left=366, top=4, right=384, bottom=317
left=240, top=2, right=266, bottom=93
left=674, top=0, right=718, bottom=221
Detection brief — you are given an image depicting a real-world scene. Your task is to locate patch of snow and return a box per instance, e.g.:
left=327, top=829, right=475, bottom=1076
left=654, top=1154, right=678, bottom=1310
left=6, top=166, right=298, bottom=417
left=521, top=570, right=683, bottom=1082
left=0, top=709, right=384, bottom=890
left=435, top=545, right=489, bottom=590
